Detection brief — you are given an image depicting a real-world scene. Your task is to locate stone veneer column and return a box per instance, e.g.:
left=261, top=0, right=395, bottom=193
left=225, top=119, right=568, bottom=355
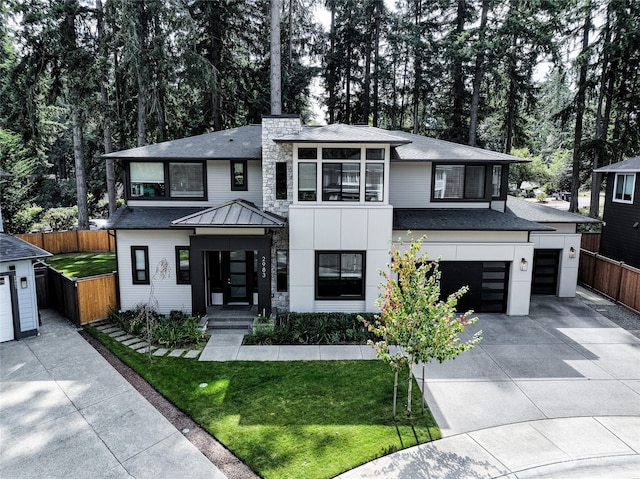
left=261, top=114, right=301, bottom=313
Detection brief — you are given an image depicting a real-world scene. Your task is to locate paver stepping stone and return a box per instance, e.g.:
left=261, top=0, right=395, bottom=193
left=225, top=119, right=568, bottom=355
left=137, top=346, right=157, bottom=354
left=122, top=338, right=142, bottom=346
left=130, top=341, right=149, bottom=350
left=109, top=330, right=126, bottom=338
left=115, top=334, right=133, bottom=342
left=153, top=348, right=169, bottom=357
left=168, top=349, right=185, bottom=358
left=101, top=327, right=120, bottom=334
left=95, top=324, right=113, bottom=331
left=184, top=350, right=200, bottom=359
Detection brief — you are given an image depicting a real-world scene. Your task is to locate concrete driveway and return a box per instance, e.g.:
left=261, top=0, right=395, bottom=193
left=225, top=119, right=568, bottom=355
left=0, top=310, right=225, bottom=479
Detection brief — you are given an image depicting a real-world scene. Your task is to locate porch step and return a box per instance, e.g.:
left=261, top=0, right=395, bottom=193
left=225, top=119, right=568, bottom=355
left=207, top=316, right=254, bottom=331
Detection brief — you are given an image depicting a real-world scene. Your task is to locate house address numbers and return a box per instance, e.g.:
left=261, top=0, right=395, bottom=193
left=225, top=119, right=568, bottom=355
left=261, top=255, right=267, bottom=279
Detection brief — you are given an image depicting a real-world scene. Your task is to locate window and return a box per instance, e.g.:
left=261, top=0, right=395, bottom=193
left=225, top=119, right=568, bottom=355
left=492, top=165, right=503, bottom=197
left=614, top=173, right=635, bottom=203
left=433, top=165, right=486, bottom=200
left=298, top=148, right=318, bottom=159
left=231, top=160, right=247, bottom=191
left=170, top=163, right=204, bottom=197
left=129, top=161, right=206, bottom=199
left=366, top=148, right=385, bottom=160
left=298, top=163, right=317, bottom=201
left=277, top=250, right=288, bottom=292
left=276, top=162, right=287, bottom=200
left=316, top=252, right=365, bottom=300
left=175, top=247, right=190, bottom=284
left=322, top=163, right=360, bottom=201
left=322, top=148, right=361, bottom=160
left=365, top=164, right=384, bottom=202
left=130, top=162, right=165, bottom=197
left=131, top=246, right=149, bottom=284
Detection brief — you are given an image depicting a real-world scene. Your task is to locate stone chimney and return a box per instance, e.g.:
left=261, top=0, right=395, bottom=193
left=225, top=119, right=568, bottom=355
left=261, top=114, right=301, bottom=217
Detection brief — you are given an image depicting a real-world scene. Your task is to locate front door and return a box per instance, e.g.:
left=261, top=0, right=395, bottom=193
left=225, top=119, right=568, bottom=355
left=223, top=250, right=253, bottom=304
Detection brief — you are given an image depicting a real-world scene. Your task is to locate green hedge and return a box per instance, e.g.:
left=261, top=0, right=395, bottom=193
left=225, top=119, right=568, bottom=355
left=244, top=312, right=379, bottom=345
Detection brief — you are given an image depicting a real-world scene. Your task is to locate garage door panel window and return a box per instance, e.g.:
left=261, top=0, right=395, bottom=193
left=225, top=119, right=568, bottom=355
left=316, top=252, right=365, bottom=300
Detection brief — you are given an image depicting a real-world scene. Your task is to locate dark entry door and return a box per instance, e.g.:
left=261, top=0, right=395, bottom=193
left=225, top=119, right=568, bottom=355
left=531, top=249, right=560, bottom=295
left=222, top=251, right=253, bottom=304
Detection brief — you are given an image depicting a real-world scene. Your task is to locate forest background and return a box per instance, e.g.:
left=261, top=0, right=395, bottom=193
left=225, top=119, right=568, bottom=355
left=0, top=0, right=638, bottom=234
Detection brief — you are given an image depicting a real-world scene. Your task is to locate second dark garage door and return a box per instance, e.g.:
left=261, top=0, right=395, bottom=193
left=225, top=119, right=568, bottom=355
left=531, top=249, right=560, bottom=295
left=437, top=261, right=510, bottom=313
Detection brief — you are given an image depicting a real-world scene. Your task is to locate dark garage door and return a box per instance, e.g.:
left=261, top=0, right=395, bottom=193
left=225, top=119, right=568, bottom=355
left=438, top=261, right=510, bottom=313
left=531, top=249, right=560, bottom=295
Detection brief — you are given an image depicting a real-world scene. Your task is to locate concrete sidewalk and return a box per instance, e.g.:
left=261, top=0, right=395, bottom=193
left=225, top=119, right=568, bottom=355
left=0, top=310, right=226, bottom=479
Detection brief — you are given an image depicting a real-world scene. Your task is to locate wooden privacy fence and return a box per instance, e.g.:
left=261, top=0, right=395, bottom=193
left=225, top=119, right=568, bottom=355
left=580, top=232, right=601, bottom=253
left=16, top=230, right=114, bottom=254
left=579, top=249, right=640, bottom=313
left=37, top=267, right=117, bottom=325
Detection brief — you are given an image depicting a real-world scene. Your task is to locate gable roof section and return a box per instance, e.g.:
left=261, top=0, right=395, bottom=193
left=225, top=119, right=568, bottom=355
left=389, top=131, right=529, bottom=163
left=594, top=156, right=640, bottom=173
left=506, top=196, right=601, bottom=224
left=393, top=208, right=553, bottom=231
left=0, top=233, right=52, bottom=262
left=172, top=200, right=286, bottom=228
left=102, top=125, right=262, bottom=160
left=274, top=124, right=411, bottom=146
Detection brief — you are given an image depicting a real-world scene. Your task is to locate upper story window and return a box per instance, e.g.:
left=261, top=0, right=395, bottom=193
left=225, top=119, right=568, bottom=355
left=491, top=165, right=503, bottom=198
left=433, top=164, right=485, bottom=200
left=276, top=162, right=287, bottom=200
left=296, top=145, right=386, bottom=204
left=129, top=161, right=205, bottom=200
left=231, top=160, right=247, bottom=191
left=613, top=173, right=635, bottom=203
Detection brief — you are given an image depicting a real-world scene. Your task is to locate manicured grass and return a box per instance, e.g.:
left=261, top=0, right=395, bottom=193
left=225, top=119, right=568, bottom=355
left=45, top=252, right=116, bottom=278
left=87, top=327, right=441, bottom=479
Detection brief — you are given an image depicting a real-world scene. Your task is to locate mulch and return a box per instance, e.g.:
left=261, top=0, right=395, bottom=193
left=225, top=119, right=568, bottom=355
left=79, top=330, right=260, bottom=479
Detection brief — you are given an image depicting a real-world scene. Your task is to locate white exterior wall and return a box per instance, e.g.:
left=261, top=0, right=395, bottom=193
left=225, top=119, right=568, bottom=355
left=531, top=231, right=582, bottom=297
left=116, top=229, right=194, bottom=314
left=0, top=259, right=39, bottom=334
left=127, top=160, right=263, bottom=208
left=393, top=230, right=534, bottom=315
left=289, top=205, right=393, bottom=313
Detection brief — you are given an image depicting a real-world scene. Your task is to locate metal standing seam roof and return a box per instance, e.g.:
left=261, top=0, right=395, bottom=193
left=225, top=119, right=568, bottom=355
left=506, top=196, right=601, bottom=224
left=393, top=208, right=554, bottom=231
left=171, top=200, right=286, bottom=228
left=0, top=233, right=52, bottom=262
left=594, top=156, right=640, bottom=173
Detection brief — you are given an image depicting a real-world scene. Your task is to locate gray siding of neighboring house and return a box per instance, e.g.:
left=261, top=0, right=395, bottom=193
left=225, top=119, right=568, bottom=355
left=600, top=173, right=640, bottom=269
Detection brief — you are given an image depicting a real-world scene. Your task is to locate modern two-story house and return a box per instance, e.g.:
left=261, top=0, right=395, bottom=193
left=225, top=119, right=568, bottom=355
left=595, top=156, right=640, bottom=269
left=105, top=115, right=596, bottom=318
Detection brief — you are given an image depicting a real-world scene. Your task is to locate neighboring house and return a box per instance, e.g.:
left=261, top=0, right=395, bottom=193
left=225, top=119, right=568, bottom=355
left=595, top=156, right=640, bottom=269
left=105, top=115, right=595, bottom=318
left=0, top=233, right=52, bottom=342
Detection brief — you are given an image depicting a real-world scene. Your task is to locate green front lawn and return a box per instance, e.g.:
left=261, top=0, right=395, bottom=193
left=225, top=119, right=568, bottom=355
left=45, top=252, right=116, bottom=278
left=87, top=327, right=441, bottom=479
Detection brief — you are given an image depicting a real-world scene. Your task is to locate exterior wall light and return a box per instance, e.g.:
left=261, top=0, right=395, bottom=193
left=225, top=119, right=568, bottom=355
left=20, top=277, right=28, bottom=289
left=569, top=247, right=576, bottom=259
left=520, top=258, right=528, bottom=271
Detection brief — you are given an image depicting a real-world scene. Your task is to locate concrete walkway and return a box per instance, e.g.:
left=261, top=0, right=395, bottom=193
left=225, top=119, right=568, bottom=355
left=0, top=310, right=226, bottom=479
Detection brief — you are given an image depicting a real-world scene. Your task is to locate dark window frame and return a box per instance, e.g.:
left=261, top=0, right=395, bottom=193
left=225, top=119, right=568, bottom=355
left=131, top=246, right=150, bottom=285
left=315, top=251, right=366, bottom=300
left=432, top=164, right=488, bottom=201
left=175, top=246, right=190, bottom=284
left=276, top=162, right=287, bottom=200
left=230, top=159, right=248, bottom=191
left=126, top=160, right=207, bottom=201
left=276, top=250, right=288, bottom=292
left=322, top=163, right=361, bottom=202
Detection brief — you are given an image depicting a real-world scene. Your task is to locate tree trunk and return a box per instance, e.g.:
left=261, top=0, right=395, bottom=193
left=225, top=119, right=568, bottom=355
left=71, top=104, right=89, bottom=230
left=468, top=0, right=489, bottom=146
left=393, top=369, right=398, bottom=418
left=570, top=5, right=591, bottom=213
left=450, top=0, right=467, bottom=142
left=270, top=0, right=282, bottom=115
left=136, top=1, right=148, bottom=147
left=406, top=368, right=413, bottom=417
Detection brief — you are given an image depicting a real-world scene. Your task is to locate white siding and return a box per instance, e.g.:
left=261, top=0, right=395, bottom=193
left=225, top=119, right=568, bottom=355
left=127, top=159, right=263, bottom=208
left=116, top=230, right=194, bottom=314
left=389, top=162, right=431, bottom=207
left=0, top=259, right=39, bottom=335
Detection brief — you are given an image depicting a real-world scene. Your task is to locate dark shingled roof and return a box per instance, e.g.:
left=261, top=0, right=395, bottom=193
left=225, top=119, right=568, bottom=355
left=172, top=199, right=286, bottom=227
left=107, top=206, right=206, bottom=229
left=0, top=233, right=52, bottom=262
left=506, top=196, right=601, bottom=224
left=102, top=125, right=262, bottom=160
left=594, top=156, right=640, bottom=173
left=393, top=208, right=553, bottom=231
left=390, top=131, right=529, bottom=163
left=275, top=124, right=411, bottom=146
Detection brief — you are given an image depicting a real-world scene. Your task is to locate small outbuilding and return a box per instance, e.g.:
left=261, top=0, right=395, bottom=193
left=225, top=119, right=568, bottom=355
left=0, top=233, right=52, bottom=342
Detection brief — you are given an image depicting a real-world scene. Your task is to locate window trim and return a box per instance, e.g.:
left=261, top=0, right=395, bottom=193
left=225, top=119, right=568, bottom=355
left=315, top=251, right=366, bottom=300
left=432, top=164, right=488, bottom=201
left=126, top=160, right=207, bottom=201
left=131, top=246, right=150, bottom=285
left=613, top=173, right=635, bottom=204
left=175, top=246, right=190, bottom=284
left=230, top=159, right=248, bottom=191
